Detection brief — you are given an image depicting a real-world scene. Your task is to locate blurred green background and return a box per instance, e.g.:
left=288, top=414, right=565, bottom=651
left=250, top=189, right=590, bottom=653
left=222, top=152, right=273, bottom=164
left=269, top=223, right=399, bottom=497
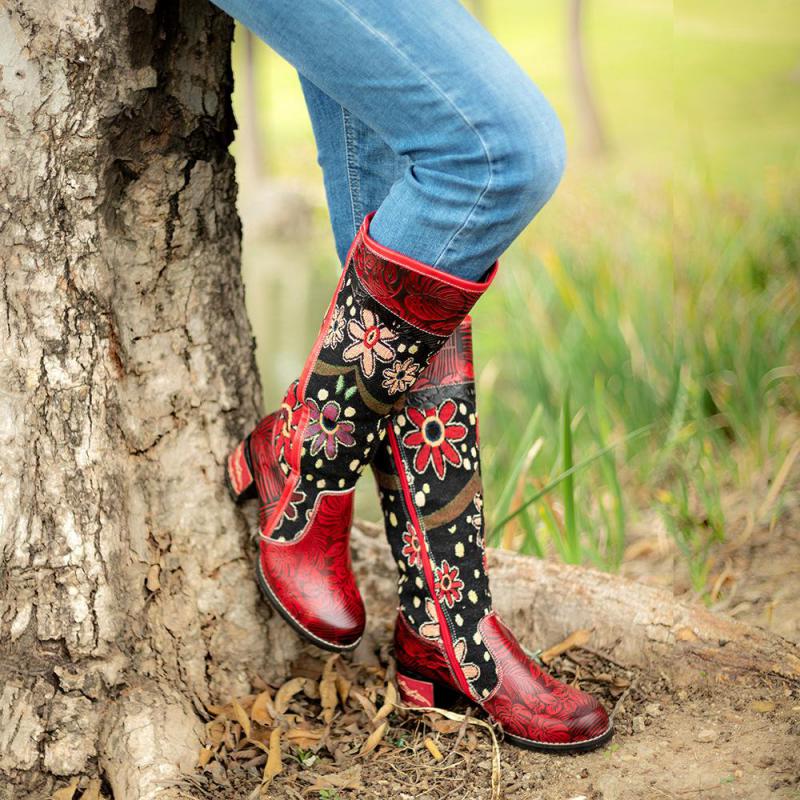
left=230, top=0, right=799, bottom=598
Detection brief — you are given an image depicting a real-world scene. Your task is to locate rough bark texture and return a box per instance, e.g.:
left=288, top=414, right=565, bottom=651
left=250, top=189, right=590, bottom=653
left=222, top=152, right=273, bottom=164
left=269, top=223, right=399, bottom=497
left=0, top=2, right=301, bottom=798
left=352, top=524, right=800, bottom=688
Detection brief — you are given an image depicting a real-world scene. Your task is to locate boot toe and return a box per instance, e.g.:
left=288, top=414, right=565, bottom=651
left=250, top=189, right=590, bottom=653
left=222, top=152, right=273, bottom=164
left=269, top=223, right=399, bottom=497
left=569, top=700, right=612, bottom=744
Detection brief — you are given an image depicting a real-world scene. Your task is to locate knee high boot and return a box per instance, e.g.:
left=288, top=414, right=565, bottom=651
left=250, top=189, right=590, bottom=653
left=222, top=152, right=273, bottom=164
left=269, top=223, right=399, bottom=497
left=226, top=214, right=496, bottom=651
left=372, top=318, right=612, bottom=750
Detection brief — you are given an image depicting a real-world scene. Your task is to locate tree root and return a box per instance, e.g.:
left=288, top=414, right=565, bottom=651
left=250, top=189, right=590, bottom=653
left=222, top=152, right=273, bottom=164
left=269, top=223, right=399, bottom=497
left=99, top=683, right=203, bottom=800
left=351, top=524, right=800, bottom=688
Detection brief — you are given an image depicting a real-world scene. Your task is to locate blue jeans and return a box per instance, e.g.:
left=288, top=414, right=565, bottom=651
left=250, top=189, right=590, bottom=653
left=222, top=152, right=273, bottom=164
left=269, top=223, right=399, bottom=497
left=211, top=0, right=566, bottom=281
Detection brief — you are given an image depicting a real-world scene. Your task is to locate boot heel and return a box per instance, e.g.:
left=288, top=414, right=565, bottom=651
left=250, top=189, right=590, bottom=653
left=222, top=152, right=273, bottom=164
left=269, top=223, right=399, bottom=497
left=396, top=670, right=437, bottom=708
left=226, top=436, right=258, bottom=503
left=396, top=669, right=461, bottom=709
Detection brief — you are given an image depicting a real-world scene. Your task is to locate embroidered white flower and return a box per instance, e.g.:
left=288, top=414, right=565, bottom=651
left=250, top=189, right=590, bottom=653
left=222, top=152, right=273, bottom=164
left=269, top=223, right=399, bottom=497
left=342, top=308, right=397, bottom=377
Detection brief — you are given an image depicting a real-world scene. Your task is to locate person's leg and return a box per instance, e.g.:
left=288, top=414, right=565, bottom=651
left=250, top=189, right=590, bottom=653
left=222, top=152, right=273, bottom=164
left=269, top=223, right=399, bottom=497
left=212, top=0, right=566, bottom=280
left=298, top=74, right=406, bottom=265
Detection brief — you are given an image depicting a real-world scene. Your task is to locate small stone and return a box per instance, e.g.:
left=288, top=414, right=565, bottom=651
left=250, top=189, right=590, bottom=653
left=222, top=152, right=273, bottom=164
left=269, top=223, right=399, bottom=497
left=696, top=728, right=717, bottom=743
left=645, top=702, right=662, bottom=717
left=632, top=715, right=646, bottom=733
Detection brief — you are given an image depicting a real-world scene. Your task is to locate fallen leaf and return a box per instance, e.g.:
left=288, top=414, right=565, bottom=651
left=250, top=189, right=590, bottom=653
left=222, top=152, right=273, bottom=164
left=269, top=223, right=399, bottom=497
left=251, top=690, right=275, bottom=726
left=246, top=737, right=270, bottom=754
left=373, top=682, right=396, bottom=723
left=359, top=720, right=389, bottom=756
left=428, top=716, right=463, bottom=734
left=261, top=727, right=282, bottom=791
left=274, top=677, right=306, bottom=714
left=303, top=678, right=320, bottom=700
left=52, top=778, right=80, bottom=800
left=540, top=629, right=592, bottom=663
left=80, top=780, right=102, bottom=800
left=320, top=656, right=339, bottom=724
left=285, top=726, right=325, bottom=748
left=350, top=688, right=377, bottom=719
left=676, top=627, right=699, bottom=642
left=424, top=737, right=444, bottom=761
left=305, top=764, right=363, bottom=793
left=335, top=675, right=352, bottom=706
left=232, top=698, right=251, bottom=739
left=750, top=700, right=776, bottom=713
left=206, top=718, right=226, bottom=749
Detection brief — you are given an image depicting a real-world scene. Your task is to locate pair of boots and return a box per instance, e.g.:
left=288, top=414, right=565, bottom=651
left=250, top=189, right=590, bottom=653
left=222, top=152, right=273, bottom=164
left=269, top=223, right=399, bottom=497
left=226, top=213, right=612, bottom=752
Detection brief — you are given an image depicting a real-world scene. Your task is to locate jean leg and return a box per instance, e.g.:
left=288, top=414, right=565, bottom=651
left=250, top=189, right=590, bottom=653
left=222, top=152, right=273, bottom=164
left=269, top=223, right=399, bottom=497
left=298, top=74, right=407, bottom=266
left=212, top=0, right=565, bottom=280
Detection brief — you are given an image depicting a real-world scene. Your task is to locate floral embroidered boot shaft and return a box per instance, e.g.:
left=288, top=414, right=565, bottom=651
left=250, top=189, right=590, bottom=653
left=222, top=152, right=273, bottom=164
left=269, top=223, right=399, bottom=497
left=373, top=318, right=496, bottom=685
left=373, top=318, right=613, bottom=750
left=226, top=213, right=496, bottom=651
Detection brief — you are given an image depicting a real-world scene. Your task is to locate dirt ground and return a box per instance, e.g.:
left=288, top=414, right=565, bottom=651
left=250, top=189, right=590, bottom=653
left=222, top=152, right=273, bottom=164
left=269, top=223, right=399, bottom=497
left=177, top=477, right=800, bottom=800
left=182, top=637, right=798, bottom=800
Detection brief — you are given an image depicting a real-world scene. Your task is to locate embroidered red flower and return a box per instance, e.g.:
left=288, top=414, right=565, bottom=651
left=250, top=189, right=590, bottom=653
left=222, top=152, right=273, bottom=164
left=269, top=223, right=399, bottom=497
left=401, top=523, right=422, bottom=568
left=402, top=399, right=467, bottom=479
left=434, top=559, right=464, bottom=608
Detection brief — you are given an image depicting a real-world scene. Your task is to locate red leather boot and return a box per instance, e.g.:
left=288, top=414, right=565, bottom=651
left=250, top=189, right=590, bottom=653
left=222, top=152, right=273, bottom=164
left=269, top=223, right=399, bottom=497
left=227, top=214, right=496, bottom=652
left=372, top=319, right=612, bottom=750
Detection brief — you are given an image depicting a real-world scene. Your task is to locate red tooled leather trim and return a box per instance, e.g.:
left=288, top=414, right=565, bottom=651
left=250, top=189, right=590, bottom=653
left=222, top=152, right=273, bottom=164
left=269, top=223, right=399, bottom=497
left=353, top=213, right=497, bottom=337
left=387, top=423, right=475, bottom=699
left=411, top=317, right=474, bottom=392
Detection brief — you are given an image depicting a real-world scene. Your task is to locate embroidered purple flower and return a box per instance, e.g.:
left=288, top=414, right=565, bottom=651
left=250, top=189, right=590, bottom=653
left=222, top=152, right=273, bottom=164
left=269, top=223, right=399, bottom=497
left=305, top=398, right=355, bottom=460
left=342, top=308, right=397, bottom=377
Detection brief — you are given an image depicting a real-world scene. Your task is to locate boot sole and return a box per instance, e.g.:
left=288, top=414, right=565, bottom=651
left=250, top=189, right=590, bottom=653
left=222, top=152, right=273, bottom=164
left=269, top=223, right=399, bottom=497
left=397, top=666, right=614, bottom=753
left=503, top=723, right=614, bottom=753
left=254, top=557, right=362, bottom=654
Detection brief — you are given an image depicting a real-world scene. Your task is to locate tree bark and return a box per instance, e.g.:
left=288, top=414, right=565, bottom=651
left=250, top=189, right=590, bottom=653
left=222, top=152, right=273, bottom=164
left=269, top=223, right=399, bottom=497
left=0, top=2, right=300, bottom=798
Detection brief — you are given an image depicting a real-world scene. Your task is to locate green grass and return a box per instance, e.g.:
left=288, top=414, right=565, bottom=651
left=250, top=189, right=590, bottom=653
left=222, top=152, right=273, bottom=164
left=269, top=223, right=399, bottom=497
left=230, top=1, right=800, bottom=595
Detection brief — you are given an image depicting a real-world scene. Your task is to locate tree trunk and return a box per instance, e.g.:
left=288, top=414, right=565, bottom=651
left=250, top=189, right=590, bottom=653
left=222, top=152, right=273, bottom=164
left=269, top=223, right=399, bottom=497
left=0, top=2, right=300, bottom=798
left=567, top=0, right=608, bottom=157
